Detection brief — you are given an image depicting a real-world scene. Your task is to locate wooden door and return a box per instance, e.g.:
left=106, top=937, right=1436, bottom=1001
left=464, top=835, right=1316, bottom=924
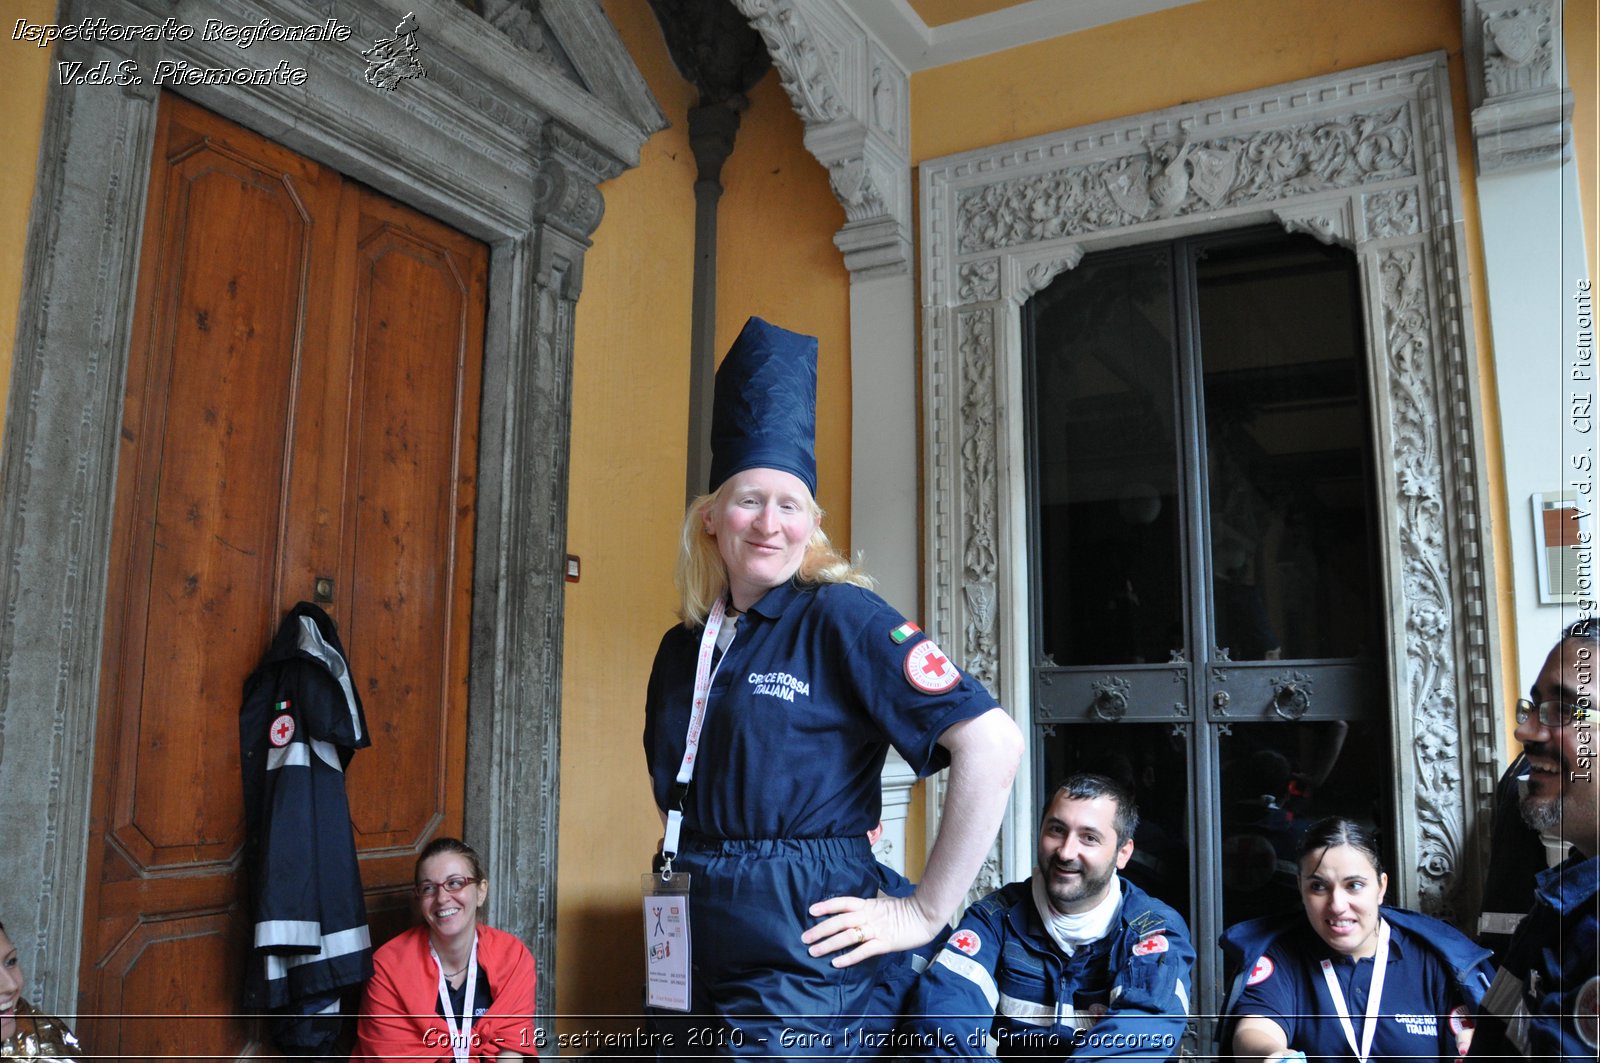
left=80, top=93, right=486, bottom=1058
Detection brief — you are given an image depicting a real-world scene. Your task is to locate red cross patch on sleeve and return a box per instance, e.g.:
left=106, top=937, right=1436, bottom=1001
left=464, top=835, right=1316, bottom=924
left=949, top=929, right=981, bottom=956
left=905, top=639, right=961, bottom=694
left=269, top=712, right=296, bottom=747
left=1132, top=933, right=1169, bottom=957
left=1246, top=955, right=1275, bottom=986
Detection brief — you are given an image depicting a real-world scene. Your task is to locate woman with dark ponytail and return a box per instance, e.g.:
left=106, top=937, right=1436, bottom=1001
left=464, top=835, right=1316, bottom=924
left=1222, top=817, right=1493, bottom=1062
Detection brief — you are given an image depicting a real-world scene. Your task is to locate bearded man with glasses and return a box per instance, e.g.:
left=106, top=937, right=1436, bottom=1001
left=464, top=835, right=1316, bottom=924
left=1468, top=621, right=1599, bottom=1060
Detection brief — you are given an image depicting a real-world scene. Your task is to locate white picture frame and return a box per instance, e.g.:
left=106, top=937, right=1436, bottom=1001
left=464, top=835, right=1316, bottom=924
left=1532, top=491, right=1593, bottom=604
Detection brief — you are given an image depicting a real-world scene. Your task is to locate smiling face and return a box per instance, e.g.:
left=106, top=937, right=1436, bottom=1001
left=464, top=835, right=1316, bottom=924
left=704, top=468, right=818, bottom=611
left=1299, top=843, right=1388, bottom=957
left=416, top=852, right=488, bottom=948
left=1036, top=792, right=1134, bottom=915
left=1520, top=637, right=1600, bottom=854
left=0, top=927, right=21, bottom=1041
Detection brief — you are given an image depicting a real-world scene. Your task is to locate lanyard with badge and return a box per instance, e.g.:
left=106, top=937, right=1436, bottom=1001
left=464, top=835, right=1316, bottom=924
left=1319, top=919, right=1391, bottom=1063
left=642, top=598, right=731, bottom=1010
left=430, top=933, right=479, bottom=1063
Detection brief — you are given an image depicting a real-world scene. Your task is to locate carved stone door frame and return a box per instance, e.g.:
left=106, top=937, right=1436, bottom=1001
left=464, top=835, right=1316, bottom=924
left=0, top=0, right=660, bottom=1023
left=918, top=52, right=1501, bottom=914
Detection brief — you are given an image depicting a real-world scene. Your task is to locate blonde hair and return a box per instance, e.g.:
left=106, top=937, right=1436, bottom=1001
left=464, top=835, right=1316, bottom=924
left=677, top=479, right=873, bottom=627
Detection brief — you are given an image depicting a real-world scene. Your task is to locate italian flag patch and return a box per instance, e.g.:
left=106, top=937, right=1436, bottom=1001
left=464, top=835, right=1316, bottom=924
left=889, top=621, right=921, bottom=644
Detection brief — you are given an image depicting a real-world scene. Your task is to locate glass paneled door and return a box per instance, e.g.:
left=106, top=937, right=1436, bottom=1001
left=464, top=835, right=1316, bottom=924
left=1025, top=227, right=1392, bottom=1042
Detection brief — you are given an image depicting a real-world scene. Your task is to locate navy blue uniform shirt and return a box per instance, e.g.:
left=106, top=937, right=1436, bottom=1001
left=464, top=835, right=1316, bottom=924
left=1469, top=853, right=1600, bottom=1060
left=1233, top=918, right=1470, bottom=1062
left=644, top=579, right=996, bottom=839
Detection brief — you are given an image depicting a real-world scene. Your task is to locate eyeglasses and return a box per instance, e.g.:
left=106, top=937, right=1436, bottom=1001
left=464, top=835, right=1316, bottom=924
left=414, top=875, right=478, bottom=899
left=1515, top=699, right=1592, bottom=728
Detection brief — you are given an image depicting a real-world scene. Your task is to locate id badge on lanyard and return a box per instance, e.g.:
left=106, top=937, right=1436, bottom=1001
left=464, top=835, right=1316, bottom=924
left=644, top=598, right=728, bottom=1010
left=1319, top=919, right=1391, bottom=1063
left=643, top=870, right=693, bottom=1010
left=430, top=934, right=480, bottom=1063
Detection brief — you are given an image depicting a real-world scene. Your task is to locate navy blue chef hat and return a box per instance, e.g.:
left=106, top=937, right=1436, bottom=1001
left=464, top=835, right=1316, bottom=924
left=709, top=316, right=818, bottom=496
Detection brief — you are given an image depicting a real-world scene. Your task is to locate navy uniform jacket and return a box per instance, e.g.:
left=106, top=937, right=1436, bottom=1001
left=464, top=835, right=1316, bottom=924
left=644, top=579, right=996, bottom=839
left=903, top=877, right=1194, bottom=1060
left=240, top=603, right=373, bottom=1012
left=1222, top=909, right=1491, bottom=1062
left=1468, top=853, right=1600, bottom=1060
left=1477, top=754, right=1559, bottom=960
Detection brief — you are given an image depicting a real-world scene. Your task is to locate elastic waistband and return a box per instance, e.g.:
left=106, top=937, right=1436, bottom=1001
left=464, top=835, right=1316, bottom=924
left=678, top=830, right=873, bottom=861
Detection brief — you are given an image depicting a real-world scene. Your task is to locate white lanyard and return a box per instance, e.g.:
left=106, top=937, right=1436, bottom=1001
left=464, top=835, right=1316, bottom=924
left=660, top=598, right=730, bottom=874
left=431, top=933, right=480, bottom=1063
left=1319, top=919, right=1390, bottom=1063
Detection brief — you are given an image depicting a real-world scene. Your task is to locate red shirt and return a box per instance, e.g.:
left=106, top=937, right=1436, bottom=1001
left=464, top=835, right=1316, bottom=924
left=355, top=924, right=537, bottom=1059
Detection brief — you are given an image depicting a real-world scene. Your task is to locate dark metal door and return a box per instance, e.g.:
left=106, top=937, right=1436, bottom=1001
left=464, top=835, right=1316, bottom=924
left=1025, top=227, right=1391, bottom=1044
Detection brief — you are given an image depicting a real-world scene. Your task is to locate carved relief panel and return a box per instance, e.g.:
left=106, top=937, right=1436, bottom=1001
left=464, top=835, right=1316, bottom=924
left=919, top=53, right=1498, bottom=914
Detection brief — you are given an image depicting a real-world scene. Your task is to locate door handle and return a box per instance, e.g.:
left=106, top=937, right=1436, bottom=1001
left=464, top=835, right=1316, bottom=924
left=1270, top=672, right=1314, bottom=719
left=1091, top=676, right=1130, bottom=721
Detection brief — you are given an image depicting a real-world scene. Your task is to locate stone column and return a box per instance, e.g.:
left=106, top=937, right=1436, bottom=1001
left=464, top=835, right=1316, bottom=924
left=466, top=123, right=619, bottom=1029
left=0, top=39, right=162, bottom=1013
left=685, top=98, right=747, bottom=500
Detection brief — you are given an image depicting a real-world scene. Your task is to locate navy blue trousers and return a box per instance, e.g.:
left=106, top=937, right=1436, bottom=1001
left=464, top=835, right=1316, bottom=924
left=649, top=834, right=886, bottom=1059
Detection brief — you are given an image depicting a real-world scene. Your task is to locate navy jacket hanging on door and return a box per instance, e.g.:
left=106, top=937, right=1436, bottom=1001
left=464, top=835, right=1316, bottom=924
left=240, top=602, right=374, bottom=1009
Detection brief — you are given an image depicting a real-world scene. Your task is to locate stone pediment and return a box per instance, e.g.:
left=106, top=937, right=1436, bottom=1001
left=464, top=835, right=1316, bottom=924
left=478, top=0, right=667, bottom=141
left=399, top=0, right=667, bottom=167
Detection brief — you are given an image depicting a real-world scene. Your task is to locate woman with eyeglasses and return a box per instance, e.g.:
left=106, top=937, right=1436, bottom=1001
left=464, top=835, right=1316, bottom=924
left=1220, top=817, right=1493, bottom=1062
left=355, top=837, right=535, bottom=1060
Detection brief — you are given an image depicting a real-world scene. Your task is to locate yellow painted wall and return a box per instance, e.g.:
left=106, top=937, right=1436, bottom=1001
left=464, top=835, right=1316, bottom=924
left=1571, top=0, right=1598, bottom=276
left=912, top=0, right=1523, bottom=758
left=559, top=0, right=695, bottom=1038
left=558, top=0, right=851, bottom=1037
left=714, top=74, right=852, bottom=540
left=0, top=0, right=56, bottom=440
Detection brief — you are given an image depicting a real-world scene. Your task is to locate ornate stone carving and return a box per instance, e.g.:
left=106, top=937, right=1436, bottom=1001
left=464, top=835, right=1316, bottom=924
left=1273, top=205, right=1352, bottom=247
left=735, top=0, right=849, bottom=124
left=418, top=61, right=546, bottom=145
left=826, top=153, right=888, bottom=221
left=1482, top=3, right=1555, bottom=98
left=1364, top=189, right=1422, bottom=239
left=958, top=259, right=999, bottom=304
left=1267, top=202, right=1356, bottom=248
left=1013, top=247, right=1086, bottom=303
left=958, top=308, right=999, bottom=691
left=1417, top=51, right=1500, bottom=914
left=921, top=55, right=1496, bottom=908
left=871, top=60, right=899, bottom=140
left=534, top=125, right=621, bottom=245
left=1462, top=0, right=1570, bottom=172
left=1378, top=246, right=1462, bottom=910
left=957, top=106, right=1412, bottom=254
left=734, top=0, right=913, bottom=275
left=480, top=0, right=550, bottom=57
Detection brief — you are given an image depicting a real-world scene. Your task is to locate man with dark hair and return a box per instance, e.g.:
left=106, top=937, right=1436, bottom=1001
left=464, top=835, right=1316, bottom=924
left=901, top=773, right=1193, bottom=1060
left=1469, top=623, right=1600, bottom=1059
